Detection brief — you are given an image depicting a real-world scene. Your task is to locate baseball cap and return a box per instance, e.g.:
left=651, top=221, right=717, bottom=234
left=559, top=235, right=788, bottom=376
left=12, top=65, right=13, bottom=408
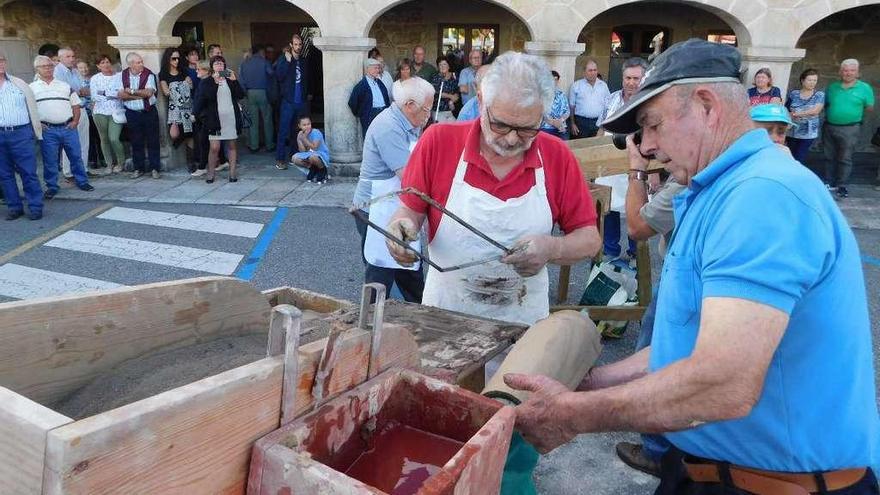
left=750, top=103, right=797, bottom=128
left=601, top=38, right=742, bottom=134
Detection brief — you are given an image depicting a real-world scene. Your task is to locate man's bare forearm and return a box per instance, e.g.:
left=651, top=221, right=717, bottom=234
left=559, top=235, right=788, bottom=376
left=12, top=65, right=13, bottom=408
left=578, top=347, right=650, bottom=391
left=548, top=226, right=600, bottom=265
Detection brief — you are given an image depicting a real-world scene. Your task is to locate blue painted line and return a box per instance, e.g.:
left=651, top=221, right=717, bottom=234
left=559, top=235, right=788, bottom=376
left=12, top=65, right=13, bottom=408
left=235, top=207, right=289, bottom=281
left=863, top=255, right=880, bottom=268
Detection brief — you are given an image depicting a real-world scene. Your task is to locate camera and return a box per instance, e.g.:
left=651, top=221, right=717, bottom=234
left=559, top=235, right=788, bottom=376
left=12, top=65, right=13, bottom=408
left=218, top=69, right=231, bottom=78
left=611, top=129, right=654, bottom=160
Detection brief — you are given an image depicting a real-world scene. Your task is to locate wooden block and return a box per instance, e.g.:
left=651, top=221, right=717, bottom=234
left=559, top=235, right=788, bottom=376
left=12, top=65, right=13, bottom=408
left=262, top=286, right=353, bottom=313
left=0, top=387, right=72, bottom=495
left=0, top=277, right=272, bottom=406
left=571, top=143, right=631, bottom=180
left=43, top=358, right=284, bottom=495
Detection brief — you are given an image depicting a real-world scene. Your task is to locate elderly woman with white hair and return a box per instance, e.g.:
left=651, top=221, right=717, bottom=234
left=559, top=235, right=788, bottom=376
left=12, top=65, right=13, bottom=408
left=386, top=51, right=601, bottom=326
left=352, top=77, right=436, bottom=302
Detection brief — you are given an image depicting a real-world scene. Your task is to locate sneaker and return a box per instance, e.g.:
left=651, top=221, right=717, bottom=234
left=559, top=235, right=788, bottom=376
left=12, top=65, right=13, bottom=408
left=615, top=442, right=661, bottom=478
left=5, top=210, right=23, bottom=221
left=43, top=190, right=57, bottom=200
left=217, top=162, right=229, bottom=171
left=131, top=170, right=143, bottom=179
left=191, top=169, right=207, bottom=177
left=112, top=165, right=123, bottom=173
left=836, top=186, right=849, bottom=198
left=28, top=212, right=42, bottom=221
left=78, top=183, right=95, bottom=192
left=151, top=170, right=161, bottom=179
left=275, top=161, right=289, bottom=170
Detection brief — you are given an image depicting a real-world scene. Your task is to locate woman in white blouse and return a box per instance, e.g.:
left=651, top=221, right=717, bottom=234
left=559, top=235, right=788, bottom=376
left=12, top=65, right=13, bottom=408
left=89, top=55, right=126, bottom=173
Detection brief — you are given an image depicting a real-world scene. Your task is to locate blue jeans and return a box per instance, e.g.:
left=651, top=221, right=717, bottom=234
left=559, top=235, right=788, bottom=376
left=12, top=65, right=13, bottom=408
left=603, top=211, right=637, bottom=258
left=541, top=127, right=569, bottom=140
left=785, top=136, right=814, bottom=164
left=40, top=125, right=89, bottom=192
left=276, top=100, right=307, bottom=162
left=573, top=115, right=599, bottom=138
left=126, top=107, right=161, bottom=172
left=0, top=126, right=42, bottom=215
left=637, top=288, right=672, bottom=461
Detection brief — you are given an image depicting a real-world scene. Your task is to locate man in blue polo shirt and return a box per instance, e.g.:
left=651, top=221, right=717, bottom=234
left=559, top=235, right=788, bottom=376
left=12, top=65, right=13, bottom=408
left=505, top=39, right=879, bottom=495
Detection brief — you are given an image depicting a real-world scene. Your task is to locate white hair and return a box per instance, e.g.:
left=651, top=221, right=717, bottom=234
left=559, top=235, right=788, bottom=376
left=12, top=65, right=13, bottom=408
left=480, top=51, right=555, bottom=114
left=58, top=47, right=74, bottom=56
left=125, top=51, right=143, bottom=65
left=33, top=55, right=52, bottom=68
left=392, top=77, right=435, bottom=109
left=841, top=58, right=859, bottom=68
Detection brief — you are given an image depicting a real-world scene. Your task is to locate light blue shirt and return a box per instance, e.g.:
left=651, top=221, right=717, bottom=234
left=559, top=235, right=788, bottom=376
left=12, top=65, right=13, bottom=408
left=568, top=78, right=609, bottom=118
left=366, top=77, right=386, bottom=109
left=459, top=66, right=478, bottom=105
left=353, top=105, right=419, bottom=208
left=652, top=129, right=879, bottom=472
left=457, top=97, right=479, bottom=122
left=0, top=76, right=31, bottom=127
left=123, top=71, right=158, bottom=111
left=53, top=64, right=82, bottom=106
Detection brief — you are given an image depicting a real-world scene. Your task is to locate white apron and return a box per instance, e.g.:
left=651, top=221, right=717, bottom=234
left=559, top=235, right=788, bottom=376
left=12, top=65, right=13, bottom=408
left=422, top=150, right=554, bottom=326
left=362, top=140, right=421, bottom=270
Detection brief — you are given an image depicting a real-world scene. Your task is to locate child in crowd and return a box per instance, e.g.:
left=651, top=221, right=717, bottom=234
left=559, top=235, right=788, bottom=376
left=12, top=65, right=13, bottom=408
left=291, top=116, right=331, bottom=184
left=190, top=60, right=211, bottom=177
left=750, top=103, right=796, bottom=147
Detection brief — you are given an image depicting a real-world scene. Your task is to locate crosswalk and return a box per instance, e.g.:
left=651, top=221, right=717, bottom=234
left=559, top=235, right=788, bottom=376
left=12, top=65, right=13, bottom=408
left=0, top=205, right=280, bottom=302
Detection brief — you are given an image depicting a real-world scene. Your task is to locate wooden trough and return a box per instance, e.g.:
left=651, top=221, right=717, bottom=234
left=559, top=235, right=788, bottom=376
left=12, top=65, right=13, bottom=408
left=0, top=277, right=523, bottom=494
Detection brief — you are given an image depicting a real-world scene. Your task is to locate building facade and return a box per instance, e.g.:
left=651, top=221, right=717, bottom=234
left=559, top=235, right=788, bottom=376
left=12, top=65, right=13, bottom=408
left=1, top=0, right=878, bottom=168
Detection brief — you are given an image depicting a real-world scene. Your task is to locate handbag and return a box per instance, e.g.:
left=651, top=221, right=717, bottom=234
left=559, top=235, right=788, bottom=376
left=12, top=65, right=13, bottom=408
left=112, top=108, right=127, bottom=124
left=871, top=127, right=880, bottom=147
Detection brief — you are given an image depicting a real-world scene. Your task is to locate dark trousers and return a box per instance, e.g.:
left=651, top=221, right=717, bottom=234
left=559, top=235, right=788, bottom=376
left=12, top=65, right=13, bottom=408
left=0, top=126, right=42, bottom=215
left=193, top=121, right=208, bottom=170
left=276, top=99, right=307, bottom=162
left=87, top=112, right=102, bottom=166
left=822, top=123, right=861, bottom=187
left=786, top=137, right=815, bottom=164
left=655, top=448, right=879, bottom=495
left=603, top=211, right=637, bottom=258
left=354, top=213, right=425, bottom=303
left=541, top=127, right=569, bottom=140
left=574, top=115, right=599, bottom=138
left=126, top=107, right=161, bottom=173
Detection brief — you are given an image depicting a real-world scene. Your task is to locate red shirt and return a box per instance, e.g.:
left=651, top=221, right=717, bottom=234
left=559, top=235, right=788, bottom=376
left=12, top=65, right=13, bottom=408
left=401, top=118, right=597, bottom=241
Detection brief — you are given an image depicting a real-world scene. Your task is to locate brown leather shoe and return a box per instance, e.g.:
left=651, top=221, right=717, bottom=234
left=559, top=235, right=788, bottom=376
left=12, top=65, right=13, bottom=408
left=616, top=442, right=661, bottom=477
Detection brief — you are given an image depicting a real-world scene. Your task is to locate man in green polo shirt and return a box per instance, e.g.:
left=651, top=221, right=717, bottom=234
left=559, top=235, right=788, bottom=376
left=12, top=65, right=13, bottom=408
left=822, top=58, right=874, bottom=198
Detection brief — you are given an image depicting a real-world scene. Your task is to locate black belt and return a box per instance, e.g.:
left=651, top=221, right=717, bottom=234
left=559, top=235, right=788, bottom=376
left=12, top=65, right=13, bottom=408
left=0, top=123, right=30, bottom=131
left=576, top=115, right=599, bottom=120
left=41, top=120, right=72, bottom=128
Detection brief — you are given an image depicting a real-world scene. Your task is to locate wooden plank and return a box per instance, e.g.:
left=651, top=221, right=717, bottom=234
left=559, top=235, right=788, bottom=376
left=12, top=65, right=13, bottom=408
left=0, top=387, right=72, bottom=495
left=262, top=286, right=353, bottom=314
left=0, top=276, right=272, bottom=406
left=44, top=358, right=284, bottom=495
left=635, top=240, right=653, bottom=308
left=336, top=301, right=527, bottom=384
left=571, top=143, right=631, bottom=180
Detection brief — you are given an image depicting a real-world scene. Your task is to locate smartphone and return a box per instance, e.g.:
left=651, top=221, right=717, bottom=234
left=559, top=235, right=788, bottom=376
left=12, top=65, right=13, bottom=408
left=218, top=69, right=231, bottom=78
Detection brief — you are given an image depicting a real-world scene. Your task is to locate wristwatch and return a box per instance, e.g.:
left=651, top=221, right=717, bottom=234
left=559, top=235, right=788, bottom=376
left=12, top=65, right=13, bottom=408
left=628, top=169, right=648, bottom=182
left=128, top=88, right=135, bottom=95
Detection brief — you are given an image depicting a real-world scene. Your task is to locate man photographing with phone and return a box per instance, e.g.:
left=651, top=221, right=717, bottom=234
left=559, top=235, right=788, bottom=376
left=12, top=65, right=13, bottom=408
left=274, top=33, right=310, bottom=170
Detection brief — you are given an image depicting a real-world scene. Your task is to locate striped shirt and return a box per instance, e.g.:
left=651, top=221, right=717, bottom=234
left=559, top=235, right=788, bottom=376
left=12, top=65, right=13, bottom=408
left=0, top=76, right=31, bottom=127
left=29, top=78, right=80, bottom=124
left=123, top=71, right=158, bottom=111
left=53, top=64, right=83, bottom=104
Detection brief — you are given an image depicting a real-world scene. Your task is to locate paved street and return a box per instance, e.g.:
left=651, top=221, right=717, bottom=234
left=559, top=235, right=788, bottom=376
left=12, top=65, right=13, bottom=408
left=0, top=184, right=878, bottom=494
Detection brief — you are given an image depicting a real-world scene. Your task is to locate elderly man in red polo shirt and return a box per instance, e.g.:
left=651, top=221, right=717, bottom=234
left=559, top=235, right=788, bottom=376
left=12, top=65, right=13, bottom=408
left=386, top=51, right=601, bottom=326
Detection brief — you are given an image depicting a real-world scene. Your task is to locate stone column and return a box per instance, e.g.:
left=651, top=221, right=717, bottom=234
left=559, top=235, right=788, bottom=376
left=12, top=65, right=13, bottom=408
left=525, top=41, right=585, bottom=93
left=312, top=36, right=375, bottom=166
left=108, top=35, right=182, bottom=170
left=739, top=46, right=806, bottom=95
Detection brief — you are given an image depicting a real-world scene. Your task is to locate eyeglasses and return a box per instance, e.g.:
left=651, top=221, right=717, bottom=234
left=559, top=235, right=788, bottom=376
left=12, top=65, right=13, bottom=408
left=485, top=108, right=542, bottom=138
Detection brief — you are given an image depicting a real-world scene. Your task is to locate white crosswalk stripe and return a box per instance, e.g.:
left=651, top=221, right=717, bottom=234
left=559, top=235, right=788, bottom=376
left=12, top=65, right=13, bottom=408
left=45, top=231, right=244, bottom=275
left=232, top=206, right=277, bottom=212
left=98, top=207, right=265, bottom=238
left=0, top=263, right=125, bottom=300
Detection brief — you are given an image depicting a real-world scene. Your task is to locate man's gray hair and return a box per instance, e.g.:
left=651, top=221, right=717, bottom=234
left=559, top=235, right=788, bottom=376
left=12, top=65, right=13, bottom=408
left=58, top=47, right=74, bottom=56
left=481, top=52, right=555, bottom=113
left=125, top=52, right=143, bottom=66
left=672, top=82, right=750, bottom=118
left=841, top=58, right=859, bottom=68
left=392, top=77, right=436, bottom=109
left=33, top=55, right=52, bottom=68
left=622, top=57, right=647, bottom=74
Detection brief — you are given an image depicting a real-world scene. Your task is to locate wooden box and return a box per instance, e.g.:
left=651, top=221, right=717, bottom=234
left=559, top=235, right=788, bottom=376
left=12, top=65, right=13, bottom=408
left=247, top=368, right=515, bottom=495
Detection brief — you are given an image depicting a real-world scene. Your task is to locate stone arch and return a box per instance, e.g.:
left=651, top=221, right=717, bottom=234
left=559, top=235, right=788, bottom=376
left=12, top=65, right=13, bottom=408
left=789, top=0, right=880, bottom=48
left=152, top=0, right=325, bottom=37
left=362, top=0, right=536, bottom=39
